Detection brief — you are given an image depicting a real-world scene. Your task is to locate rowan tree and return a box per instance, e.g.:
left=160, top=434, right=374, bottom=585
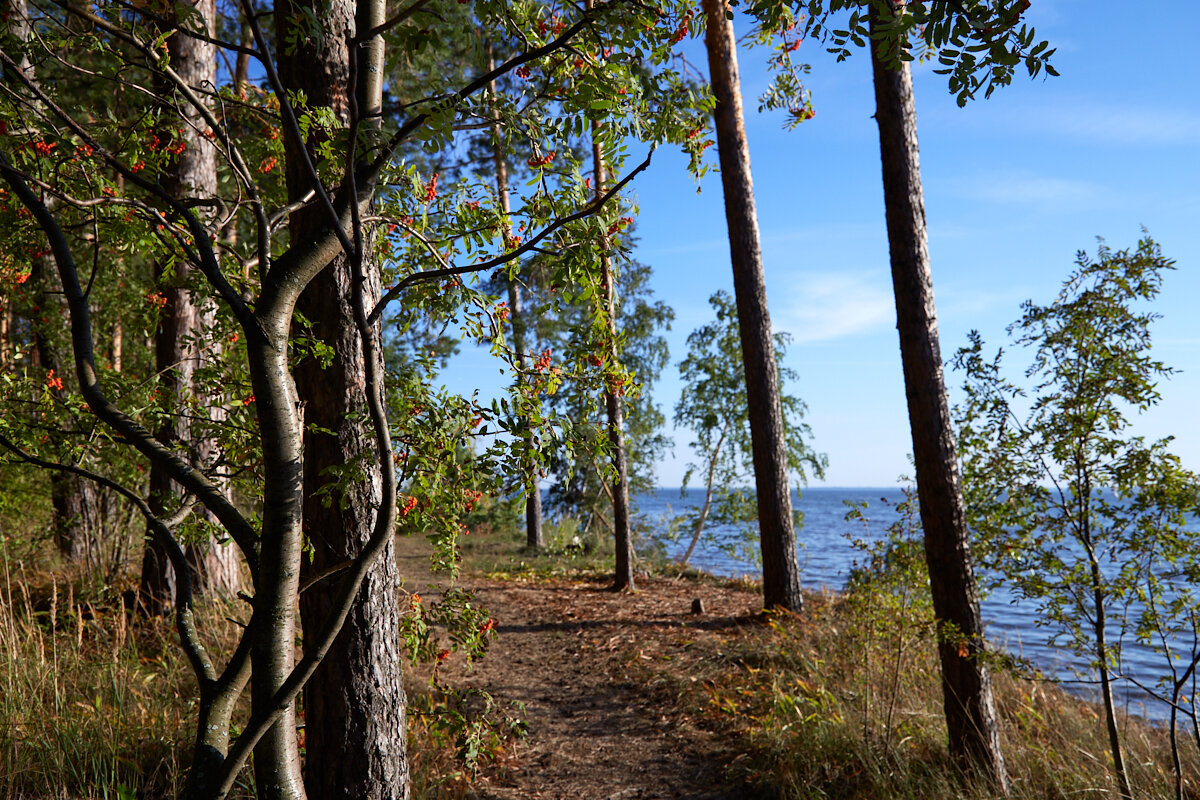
left=0, top=1, right=711, bottom=798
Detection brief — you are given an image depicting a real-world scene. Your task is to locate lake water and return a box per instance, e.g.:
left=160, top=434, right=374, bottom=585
left=632, top=486, right=1192, bottom=723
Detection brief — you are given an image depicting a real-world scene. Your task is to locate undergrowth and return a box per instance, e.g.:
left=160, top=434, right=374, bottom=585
left=655, top=538, right=1197, bottom=800
left=0, top=545, right=255, bottom=800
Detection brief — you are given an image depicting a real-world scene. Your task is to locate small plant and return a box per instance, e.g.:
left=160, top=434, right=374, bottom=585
left=954, top=234, right=1200, bottom=800
left=843, top=488, right=937, bottom=758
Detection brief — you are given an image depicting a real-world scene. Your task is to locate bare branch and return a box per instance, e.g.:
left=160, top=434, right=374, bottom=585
left=0, top=431, right=217, bottom=685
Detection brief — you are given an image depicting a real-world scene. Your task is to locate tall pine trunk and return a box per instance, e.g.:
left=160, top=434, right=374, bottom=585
left=869, top=4, right=1009, bottom=790
left=140, top=0, right=240, bottom=614
left=489, top=59, right=543, bottom=549
left=277, top=0, right=409, bottom=793
left=701, top=0, right=801, bottom=611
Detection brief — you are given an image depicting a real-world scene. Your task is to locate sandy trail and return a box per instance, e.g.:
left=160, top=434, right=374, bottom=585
left=395, top=535, right=761, bottom=799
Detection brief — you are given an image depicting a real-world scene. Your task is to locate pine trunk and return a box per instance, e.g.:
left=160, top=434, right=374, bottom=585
left=277, top=0, right=409, bottom=793
left=702, top=0, right=800, bottom=611
left=140, top=0, right=240, bottom=613
left=869, top=5, right=1010, bottom=790
left=6, top=0, right=105, bottom=570
left=591, top=133, right=635, bottom=592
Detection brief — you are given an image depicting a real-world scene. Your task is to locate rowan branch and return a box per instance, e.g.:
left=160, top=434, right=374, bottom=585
left=0, top=431, right=217, bottom=685
left=0, top=47, right=257, bottom=330
left=369, top=149, right=653, bottom=324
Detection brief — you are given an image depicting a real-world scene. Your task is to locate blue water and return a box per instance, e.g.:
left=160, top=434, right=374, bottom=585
left=633, top=486, right=1189, bottom=723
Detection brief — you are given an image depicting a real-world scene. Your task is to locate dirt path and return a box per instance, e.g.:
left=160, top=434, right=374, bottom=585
left=395, top=536, right=764, bottom=799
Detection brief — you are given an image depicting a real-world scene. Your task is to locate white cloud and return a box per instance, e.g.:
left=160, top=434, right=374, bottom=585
left=931, top=97, right=1200, bottom=148
left=776, top=271, right=894, bottom=344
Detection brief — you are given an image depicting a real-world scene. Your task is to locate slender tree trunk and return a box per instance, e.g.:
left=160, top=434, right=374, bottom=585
left=580, top=0, right=633, bottom=590
left=678, top=420, right=729, bottom=568
left=869, top=4, right=1009, bottom=790
left=702, top=0, right=800, bottom=611
left=110, top=320, right=123, bottom=373
left=590, top=132, right=635, bottom=591
left=0, top=303, right=10, bottom=366
left=488, top=58, right=543, bottom=549
left=1083, top=526, right=1133, bottom=799
left=278, top=0, right=409, bottom=794
left=140, top=0, right=240, bottom=613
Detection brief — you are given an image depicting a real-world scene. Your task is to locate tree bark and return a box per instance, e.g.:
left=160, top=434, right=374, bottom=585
left=488, top=61, right=543, bottom=550
left=869, top=4, right=1010, bottom=790
left=590, top=134, right=635, bottom=592
left=140, top=0, right=240, bottom=614
left=678, top=419, right=729, bottom=569
left=702, top=0, right=800, bottom=611
left=278, top=0, right=409, bottom=794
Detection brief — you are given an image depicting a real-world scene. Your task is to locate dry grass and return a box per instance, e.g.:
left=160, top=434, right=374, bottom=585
left=0, top=541, right=255, bottom=800
left=5, top=518, right=1199, bottom=800
left=653, top=587, right=1200, bottom=799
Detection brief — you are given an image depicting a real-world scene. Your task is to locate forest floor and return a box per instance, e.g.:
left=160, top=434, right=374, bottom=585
left=394, top=532, right=769, bottom=800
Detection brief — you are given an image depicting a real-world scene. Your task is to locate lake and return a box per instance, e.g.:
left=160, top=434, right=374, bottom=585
left=632, top=486, right=1193, bottom=723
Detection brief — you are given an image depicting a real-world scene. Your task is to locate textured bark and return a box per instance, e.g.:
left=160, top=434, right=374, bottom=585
left=279, top=0, right=409, bottom=795
left=140, top=0, right=240, bottom=614
left=489, top=67, right=543, bottom=549
left=591, top=133, right=635, bottom=592
left=702, top=0, right=800, bottom=611
left=869, top=5, right=1010, bottom=790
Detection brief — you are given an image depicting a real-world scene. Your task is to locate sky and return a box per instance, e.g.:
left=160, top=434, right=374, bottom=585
left=443, top=0, right=1200, bottom=488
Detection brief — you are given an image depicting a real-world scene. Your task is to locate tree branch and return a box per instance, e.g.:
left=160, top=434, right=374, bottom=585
left=0, top=431, right=218, bottom=685
left=369, top=149, right=653, bottom=324
left=0, top=152, right=262, bottom=578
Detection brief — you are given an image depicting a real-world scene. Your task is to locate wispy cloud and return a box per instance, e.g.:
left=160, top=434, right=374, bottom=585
left=1033, top=104, right=1200, bottom=147
left=776, top=271, right=894, bottom=344
left=933, top=98, right=1200, bottom=148
left=941, top=170, right=1112, bottom=209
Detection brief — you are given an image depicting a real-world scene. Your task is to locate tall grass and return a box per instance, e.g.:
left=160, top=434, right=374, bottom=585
left=0, top=537, right=257, bottom=800
left=678, top=558, right=1198, bottom=799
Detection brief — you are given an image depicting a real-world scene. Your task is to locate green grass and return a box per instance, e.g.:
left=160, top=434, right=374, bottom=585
left=0, top=537, right=260, bottom=800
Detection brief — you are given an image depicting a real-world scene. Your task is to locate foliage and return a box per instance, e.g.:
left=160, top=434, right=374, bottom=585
left=954, top=234, right=1200, bottom=796
left=672, top=290, right=825, bottom=565
left=764, top=0, right=1058, bottom=106
left=672, top=589, right=1185, bottom=799
left=535, top=246, right=676, bottom=544
left=0, top=0, right=720, bottom=792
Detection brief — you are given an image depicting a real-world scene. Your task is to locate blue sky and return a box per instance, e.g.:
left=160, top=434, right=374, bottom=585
left=446, top=0, right=1200, bottom=488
